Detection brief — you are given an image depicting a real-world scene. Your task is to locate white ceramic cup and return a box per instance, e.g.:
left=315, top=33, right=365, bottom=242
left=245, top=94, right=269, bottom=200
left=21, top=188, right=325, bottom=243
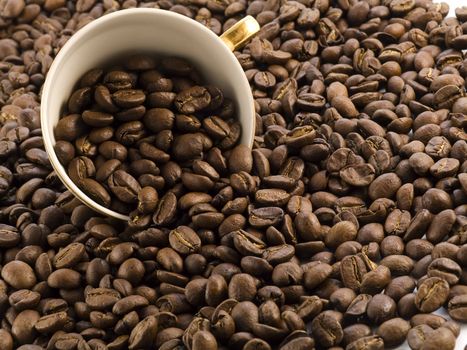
left=41, top=8, right=259, bottom=220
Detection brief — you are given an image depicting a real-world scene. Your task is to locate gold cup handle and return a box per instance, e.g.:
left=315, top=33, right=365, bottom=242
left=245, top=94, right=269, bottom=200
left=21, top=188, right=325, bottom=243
left=220, top=15, right=260, bottom=51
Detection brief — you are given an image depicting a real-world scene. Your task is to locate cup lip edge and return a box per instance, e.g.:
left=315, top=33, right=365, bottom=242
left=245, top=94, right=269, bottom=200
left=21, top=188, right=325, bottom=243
left=41, top=8, right=255, bottom=221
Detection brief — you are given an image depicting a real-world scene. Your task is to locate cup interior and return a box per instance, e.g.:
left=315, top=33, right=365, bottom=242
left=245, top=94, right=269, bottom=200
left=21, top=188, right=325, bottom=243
left=41, top=8, right=255, bottom=220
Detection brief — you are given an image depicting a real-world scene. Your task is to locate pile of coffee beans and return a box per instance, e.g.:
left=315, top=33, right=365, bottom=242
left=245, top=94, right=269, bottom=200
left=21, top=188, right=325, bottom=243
left=54, top=54, right=242, bottom=221
left=0, top=1, right=467, bottom=350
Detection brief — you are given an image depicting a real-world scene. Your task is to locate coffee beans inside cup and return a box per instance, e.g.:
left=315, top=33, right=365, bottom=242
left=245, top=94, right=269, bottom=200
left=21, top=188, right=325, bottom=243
left=53, top=54, right=242, bottom=222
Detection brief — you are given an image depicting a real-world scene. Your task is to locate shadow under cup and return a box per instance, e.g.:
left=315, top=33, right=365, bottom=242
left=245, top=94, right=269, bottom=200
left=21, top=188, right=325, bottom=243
left=41, top=8, right=256, bottom=220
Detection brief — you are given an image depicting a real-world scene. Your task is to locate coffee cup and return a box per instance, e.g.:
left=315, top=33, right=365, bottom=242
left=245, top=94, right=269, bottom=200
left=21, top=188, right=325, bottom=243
left=41, top=8, right=259, bottom=220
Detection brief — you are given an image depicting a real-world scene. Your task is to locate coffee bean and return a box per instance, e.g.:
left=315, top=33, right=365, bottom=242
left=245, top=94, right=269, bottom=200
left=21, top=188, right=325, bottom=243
left=129, top=316, right=158, bottom=349
left=107, top=170, right=141, bottom=203
left=272, top=262, right=303, bottom=286
left=175, top=86, right=211, bottom=114
left=376, top=318, right=410, bottom=347
left=380, top=255, right=414, bottom=276
left=169, top=225, right=201, bottom=254
left=249, top=207, right=284, bottom=228
left=0, top=329, right=13, bottom=350
left=427, top=258, right=462, bottom=285
left=47, top=268, right=81, bottom=289
left=9, top=289, right=40, bottom=311
left=448, top=294, right=467, bottom=322
left=80, top=178, right=111, bottom=207
left=360, top=265, right=391, bottom=295
left=397, top=293, right=418, bottom=319
left=113, top=295, right=149, bottom=315
left=367, top=294, right=396, bottom=324
left=368, top=173, right=402, bottom=200
left=203, top=116, right=231, bottom=140
left=340, top=255, right=367, bottom=291
left=325, top=221, right=358, bottom=249
left=346, top=335, right=384, bottom=350
left=385, top=275, right=416, bottom=301
left=192, top=330, right=218, bottom=350
left=419, top=327, right=456, bottom=350
left=412, top=314, right=446, bottom=332
left=255, top=188, right=290, bottom=206
left=12, top=309, right=40, bottom=344
left=35, top=311, right=68, bottom=334
left=68, top=87, right=92, bottom=113
left=407, top=324, right=434, bottom=350
left=303, top=261, right=332, bottom=290
left=1, top=260, right=36, bottom=289
left=54, top=114, right=87, bottom=142
left=112, top=89, right=146, bottom=108
left=117, top=258, right=145, bottom=285
left=152, top=192, right=177, bottom=225
left=311, top=311, right=343, bottom=347
left=53, top=242, right=85, bottom=268
left=415, top=277, right=450, bottom=312
left=340, top=163, right=376, bottom=186
left=86, top=288, right=118, bottom=310
left=233, top=230, right=266, bottom=256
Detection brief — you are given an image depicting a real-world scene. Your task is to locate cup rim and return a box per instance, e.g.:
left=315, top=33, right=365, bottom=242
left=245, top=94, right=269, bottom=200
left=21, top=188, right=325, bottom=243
left=41, top=8, right=255, bottom=221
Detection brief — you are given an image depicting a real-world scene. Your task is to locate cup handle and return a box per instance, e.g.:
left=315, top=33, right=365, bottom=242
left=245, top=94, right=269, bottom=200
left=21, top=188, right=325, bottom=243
left=220, top=15, right=260, bottom=51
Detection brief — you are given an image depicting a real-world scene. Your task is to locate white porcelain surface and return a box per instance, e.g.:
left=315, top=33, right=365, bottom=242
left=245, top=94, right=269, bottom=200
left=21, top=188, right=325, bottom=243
left=41, top=8, right=255, bottom=220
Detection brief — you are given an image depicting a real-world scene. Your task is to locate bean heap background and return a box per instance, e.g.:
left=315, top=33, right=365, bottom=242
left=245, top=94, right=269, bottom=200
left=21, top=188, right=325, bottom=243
left=0, top=1, right=466, bottom=350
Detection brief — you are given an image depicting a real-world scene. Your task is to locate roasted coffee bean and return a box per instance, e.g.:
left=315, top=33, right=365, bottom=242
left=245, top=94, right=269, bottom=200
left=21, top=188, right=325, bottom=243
left=85, top=288, right=121, bottom=310
left=448, top=294, right=467, bottom=322
left=129, top=316, right=158, bottom=349
left=303, top=261, right=332, bottom=290
left=1, top=260, right=37, bottom=289
left=311, top=311, right=343, bottom=347
left=53, top=242, right=85, bottom=268
left=329, top=288, right=356, bottom=312
left=407, top=324, right=434, bottom=350
left=410, top=313, right=447, bottom=330
left=82, top=110, right=114, bottom=127
left=360, top=265, right=391, bottom=295
left=427, top=258, right=462, bottom=285
left=340, top=255, right=367, bottom=291
left=385, top=276, right=416, bottom=301
left=376, top=318, right=410, bottom=347
left=9, top=289, right=41, bottom=311
left=175, top=86, right=211, bottom=114
left=80, top=178, right=111, bottom=207
left=169, top=226, right=201, bottom=254
left=11, top=309, right=40, bottom=344
left=418, top=327, right=456, bottom=350
left=367, top=294, right=397, bottom=324
left=368, top=173, right=402, bottom=200
left=325, top=221, right=358, bottom=249
left=47, top=268, right=81, bottom=289
left=415, top=277, right=450, bottom=312
left=107, top=170, right=141, bottom=203
left=398, top=293, right=418, bottom=319
left=346, top=335, right=384, bottom=350
left=192, top=330, right=218, bottom=350
left=54, top=114, right=87, bottom=142
left=112, top=89, right=146, bottom=108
